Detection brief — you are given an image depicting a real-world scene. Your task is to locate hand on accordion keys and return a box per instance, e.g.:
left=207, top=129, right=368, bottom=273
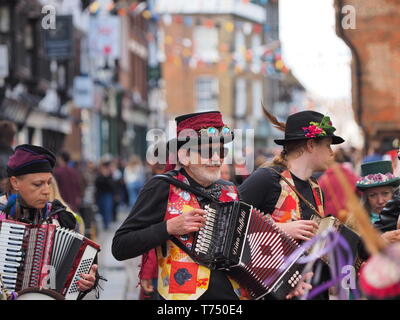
left=166, top=206, right=207, bottom=235
left=76, top=264, right=97, bottom=292
left=285, top=272, right=314, bottom=299
left=276, top=220, right=319, bottom=241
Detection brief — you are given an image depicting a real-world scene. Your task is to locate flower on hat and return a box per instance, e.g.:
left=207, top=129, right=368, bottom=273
left=357, top=173, right=396, bottom=186
left=302, top=116, right=336, bottom=138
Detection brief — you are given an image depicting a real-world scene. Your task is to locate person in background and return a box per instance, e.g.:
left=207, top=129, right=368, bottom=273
left=53, top=151, right=82, bottom=213
left=0, top=121, right=17, bottom=193
left=124, top=155, right=145, bottom=208
left=318, top=149, right=360, bottom=218
left=110, top=158, right=124, bottom=222
left=95, top=160, right=115, bottom=231
left=362, top=139, right=383, bottom=163
left=356, top=160, right=400, bottom=242
left=78, top=160, right=98, bottom=239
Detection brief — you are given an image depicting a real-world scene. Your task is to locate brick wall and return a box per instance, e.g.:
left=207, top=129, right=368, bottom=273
left=335, top=0, right=400, bottom=144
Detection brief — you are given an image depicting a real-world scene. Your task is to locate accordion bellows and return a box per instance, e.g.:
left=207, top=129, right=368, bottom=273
left=0, top=220, right=100, bottom=299
left=192, top=201, right=305, bottom=299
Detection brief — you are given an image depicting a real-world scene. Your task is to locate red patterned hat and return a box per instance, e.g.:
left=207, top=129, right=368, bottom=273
left=164, top=111, right=233, bottom=172
left=170, top=111, right=233, bottom=150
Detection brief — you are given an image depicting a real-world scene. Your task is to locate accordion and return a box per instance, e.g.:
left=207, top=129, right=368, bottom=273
left=188, top=201, right=305, bottom=300
left=309, top=214, right=361, bottom=266
left=0, top=219, right=100, bottom=300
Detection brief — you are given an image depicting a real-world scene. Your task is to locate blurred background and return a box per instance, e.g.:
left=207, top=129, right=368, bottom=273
left=0, top=0, right=399, bottom=299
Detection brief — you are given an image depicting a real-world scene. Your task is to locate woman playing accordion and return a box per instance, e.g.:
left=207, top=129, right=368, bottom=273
left=0, top=144, right=100, bottom=300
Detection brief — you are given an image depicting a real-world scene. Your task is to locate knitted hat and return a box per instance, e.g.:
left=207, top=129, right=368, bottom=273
left=6, top=144, right=56, bottom=177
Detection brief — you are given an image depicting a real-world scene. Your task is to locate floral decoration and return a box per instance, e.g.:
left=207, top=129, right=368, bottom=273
left=302, top=116, right=336, bottom=138
left=357, top=173, right=396, bottom=186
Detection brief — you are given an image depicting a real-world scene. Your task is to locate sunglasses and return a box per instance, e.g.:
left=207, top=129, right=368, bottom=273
left=192, top=146, right=229, bottom=159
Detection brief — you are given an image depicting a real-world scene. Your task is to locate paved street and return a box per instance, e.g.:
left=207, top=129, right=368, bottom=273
left=85, top=209, right=142, bottom=300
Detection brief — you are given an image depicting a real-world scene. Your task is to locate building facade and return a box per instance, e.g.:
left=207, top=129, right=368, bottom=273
left=335, top=0, right=400, bottom=152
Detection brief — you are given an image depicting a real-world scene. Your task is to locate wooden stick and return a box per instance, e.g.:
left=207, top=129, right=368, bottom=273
left=331, top=164, right=386, bottom=255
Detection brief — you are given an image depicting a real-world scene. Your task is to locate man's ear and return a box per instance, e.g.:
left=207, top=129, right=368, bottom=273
left=9, top=176, right=19, bottom=191
left=177, top=148, right=190, bottom=167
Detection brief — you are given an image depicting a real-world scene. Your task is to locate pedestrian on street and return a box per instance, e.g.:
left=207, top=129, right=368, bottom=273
left=53, top=151, right=83, bottom=213
left=124, top=155, right=145, bottom=208
left=0, top=121, right=16, bottom=194
left=95, top=160, right=114, bottom=231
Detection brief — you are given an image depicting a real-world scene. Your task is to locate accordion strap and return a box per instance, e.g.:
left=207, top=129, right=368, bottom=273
left=153, top=173, right=220, bottom=203
left=153, top=173, right=219, bottom=263
left=270, top=167, right=322, bottom=218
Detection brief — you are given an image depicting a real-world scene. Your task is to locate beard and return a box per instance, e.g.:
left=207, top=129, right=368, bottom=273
left=188, top=164, right=221, bottom=186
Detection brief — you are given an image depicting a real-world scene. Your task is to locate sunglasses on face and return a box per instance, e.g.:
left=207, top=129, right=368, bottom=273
left=192, top=146, right=229, bottom=159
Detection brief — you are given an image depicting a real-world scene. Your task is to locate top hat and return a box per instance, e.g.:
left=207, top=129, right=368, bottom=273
left=7, top=144, right=56, bottom=177
left=356, top=160, right=400, bottom=190
left=274, top=110, right=345, bottom=146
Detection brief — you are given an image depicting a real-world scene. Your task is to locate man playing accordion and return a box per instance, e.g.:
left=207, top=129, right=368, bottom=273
left=112, top=111, right=311, bottom=300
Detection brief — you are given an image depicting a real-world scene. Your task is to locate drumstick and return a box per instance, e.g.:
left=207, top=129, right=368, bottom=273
left=331, top=164, right=386, bottom=255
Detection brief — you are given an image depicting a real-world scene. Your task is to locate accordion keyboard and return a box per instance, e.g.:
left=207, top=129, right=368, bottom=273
left=0, top=221, right=26, bottom=291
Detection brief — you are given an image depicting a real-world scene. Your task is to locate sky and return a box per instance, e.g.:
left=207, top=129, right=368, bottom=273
left=279, top=0, right=352, bottom=100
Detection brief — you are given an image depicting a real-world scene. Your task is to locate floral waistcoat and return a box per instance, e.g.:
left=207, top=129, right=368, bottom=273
left=271, top=170, right=324, bottom=223
left=156, top=172, right=250, bottom=300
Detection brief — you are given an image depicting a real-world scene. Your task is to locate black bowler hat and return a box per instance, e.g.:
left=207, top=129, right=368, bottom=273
left=274, top=110, right=345, bottom=146
left=7, top=144, right=56, bottom=177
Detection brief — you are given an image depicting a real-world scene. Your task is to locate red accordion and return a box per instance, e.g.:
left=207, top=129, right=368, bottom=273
left=191, top=201, right=305, bottom=299
left=0, top=219, right=100, bottom=299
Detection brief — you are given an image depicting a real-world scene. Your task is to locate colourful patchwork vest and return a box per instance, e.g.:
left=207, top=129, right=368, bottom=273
left=271, top=169, right=325, bottom=223
left=156, top=173, right=250, bottom=300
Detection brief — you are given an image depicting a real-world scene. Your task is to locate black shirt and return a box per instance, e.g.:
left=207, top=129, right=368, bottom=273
left=238, top=167, right=319, bottom=220
left=112, top=169, right=238, bottom=300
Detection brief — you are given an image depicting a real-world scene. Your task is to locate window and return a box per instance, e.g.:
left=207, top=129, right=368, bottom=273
left=194, top=26, right=219, bottom=63
left=252, top=80, right=263, bottom=118
left=196, top=77, right=219, bottom=111
left=0, top=6, right=10, bottom=33
left=251, top=34, right=261, bottom=73
left=234, top=30, right=245, bottom=69
left=235, top=78, right=247, bottom=117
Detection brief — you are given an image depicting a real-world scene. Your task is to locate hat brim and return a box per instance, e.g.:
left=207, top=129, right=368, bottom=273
left=356, top=178, right=400, bottom=191
left=274, top=135, right=345, bottom=146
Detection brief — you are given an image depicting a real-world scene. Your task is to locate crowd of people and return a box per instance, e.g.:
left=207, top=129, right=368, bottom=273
left=0, top=112, right=399, bottom=300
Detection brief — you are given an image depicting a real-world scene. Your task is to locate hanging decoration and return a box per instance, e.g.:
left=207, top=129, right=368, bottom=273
left=90, top=0, right=291, bottom=76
